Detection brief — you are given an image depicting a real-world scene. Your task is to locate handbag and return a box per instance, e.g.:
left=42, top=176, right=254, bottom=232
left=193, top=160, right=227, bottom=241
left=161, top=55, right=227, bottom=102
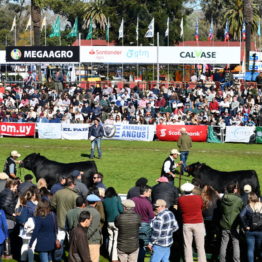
left=89, top=135, right=96, bottom=142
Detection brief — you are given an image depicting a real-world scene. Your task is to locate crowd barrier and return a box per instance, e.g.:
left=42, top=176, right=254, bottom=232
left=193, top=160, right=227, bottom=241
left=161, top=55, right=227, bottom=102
left=0, top=122, right=260, bottom=144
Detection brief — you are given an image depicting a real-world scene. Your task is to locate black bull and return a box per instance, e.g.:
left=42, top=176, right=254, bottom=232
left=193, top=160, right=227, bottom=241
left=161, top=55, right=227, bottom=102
left=186, top=162, right=261, bottom=196
left=20, top=153, right=97, bottom=188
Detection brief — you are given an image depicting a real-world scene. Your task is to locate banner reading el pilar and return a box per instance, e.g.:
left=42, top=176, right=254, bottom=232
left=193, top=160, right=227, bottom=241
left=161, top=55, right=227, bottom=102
left=6, top=46, right=80, bottom=63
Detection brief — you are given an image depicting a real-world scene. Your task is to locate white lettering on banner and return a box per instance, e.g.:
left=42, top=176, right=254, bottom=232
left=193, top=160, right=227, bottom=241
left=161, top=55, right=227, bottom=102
left=168, top=130, right=202, bottom=136
left=160, top=129, right=166, bottom=137
left=24, top=50, right=73, bottom=59
left=0, top=124, right=32, bottom=135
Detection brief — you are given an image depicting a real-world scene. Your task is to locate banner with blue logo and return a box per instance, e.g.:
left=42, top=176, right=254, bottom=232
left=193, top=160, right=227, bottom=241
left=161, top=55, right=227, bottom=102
left=107, top=124, right=155, bottom=141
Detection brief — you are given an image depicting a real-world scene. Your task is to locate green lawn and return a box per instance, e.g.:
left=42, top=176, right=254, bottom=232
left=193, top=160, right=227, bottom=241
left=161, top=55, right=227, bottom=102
left=1, top=137, right=262, bottom=193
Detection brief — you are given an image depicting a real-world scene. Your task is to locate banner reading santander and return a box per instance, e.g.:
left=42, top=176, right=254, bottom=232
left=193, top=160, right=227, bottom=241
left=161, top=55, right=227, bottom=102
left=0, top=123, right=35, bottom=137
left=156, top=125, right=208, bottom=142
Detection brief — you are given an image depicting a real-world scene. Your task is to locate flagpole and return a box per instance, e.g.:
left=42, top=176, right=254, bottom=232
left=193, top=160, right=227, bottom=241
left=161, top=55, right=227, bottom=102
left=152, top=35, right=155, bottom=83
left=157, top=32, right=160, bottom=88
left=136, top=17, right=139, bottom=78
left=79, top=33, right=81, bottom=84
left=107, top=18, right=110, bottom=81
left=122, top=36, right=124, bottom=81
left=45, top=23, right=46, bottom=46
left=167, top=25, right=170, bottom=85
left=14, top=24, right=16, bottom=46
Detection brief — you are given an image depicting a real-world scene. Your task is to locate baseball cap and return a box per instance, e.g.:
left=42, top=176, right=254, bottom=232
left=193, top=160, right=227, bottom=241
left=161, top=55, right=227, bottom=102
left=170, top=149, right=180, bottom=155
left=11, top=150, right=21, bottom=158
left=86, top=194, right=101, bottom=202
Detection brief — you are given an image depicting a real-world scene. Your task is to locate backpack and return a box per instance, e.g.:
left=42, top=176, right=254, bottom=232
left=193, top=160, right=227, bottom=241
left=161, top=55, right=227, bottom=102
left=250, top=207, right=262, bottom=231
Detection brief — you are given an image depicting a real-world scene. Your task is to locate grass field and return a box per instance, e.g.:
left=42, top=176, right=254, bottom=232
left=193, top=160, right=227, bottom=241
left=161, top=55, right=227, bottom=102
left=1, top=137, right=262, bottom=193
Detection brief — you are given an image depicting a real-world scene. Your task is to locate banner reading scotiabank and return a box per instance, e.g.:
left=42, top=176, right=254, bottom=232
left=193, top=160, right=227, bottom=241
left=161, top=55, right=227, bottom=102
left=156, top=125, right=208, bottom=142
left=0, top=122, right=35, bottom=136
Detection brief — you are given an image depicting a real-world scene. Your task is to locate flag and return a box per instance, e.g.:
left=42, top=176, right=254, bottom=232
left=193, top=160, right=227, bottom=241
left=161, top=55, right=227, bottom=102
left=118, top=18, right=124, bottom=39
left=41, top=16, right=46, bottom=31
left=257, top=20, right=261, bottom=37
left=145, top=18, right=154, bottom=38
left=180, top=18, right=184, bottom=38
left=86, top=18, right=93, bottom=40
left=49, top=16, right=61, bottom=38
left=10, top=16, right=16, bottom=32
left=242, top=22, right=246, bottom=40
left=208, top=19, right=214, bottom=40
left=25, top=16, right=32, bottom=31
left=106, top=18, right=110, bottom=41
left=165, top=17, right=169, bottom=37
left=67, top=17, right=78, bottom=38
left=136, top=17, right=139, bottom=41
left=194, top=19, right=199, bottom=41
left=224, top=20, right=229, bottom=41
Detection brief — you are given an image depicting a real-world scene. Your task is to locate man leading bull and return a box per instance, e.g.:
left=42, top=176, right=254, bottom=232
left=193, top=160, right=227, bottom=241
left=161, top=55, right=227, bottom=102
left=160, top=149, right=183, bottom=184
left=3, top=150, right=22, bottom=179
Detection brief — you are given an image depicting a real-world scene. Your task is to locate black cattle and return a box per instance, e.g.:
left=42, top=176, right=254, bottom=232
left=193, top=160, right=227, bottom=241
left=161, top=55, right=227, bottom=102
left=186, top=162, right=261, bottom=196
left=20, top=153, right=97, bottom=188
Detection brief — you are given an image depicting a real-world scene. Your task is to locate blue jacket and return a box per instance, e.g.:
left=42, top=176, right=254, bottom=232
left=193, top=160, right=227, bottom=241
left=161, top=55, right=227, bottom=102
left=0, top=209, right=8, bottom=244
left=29, top=213, right=56, bottom=252
left=16, top=201, right=37, bottom=225
left=89, top=123, right=104, bottom=138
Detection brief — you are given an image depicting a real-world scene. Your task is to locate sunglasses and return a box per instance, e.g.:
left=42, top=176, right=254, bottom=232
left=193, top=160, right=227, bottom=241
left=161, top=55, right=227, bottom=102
left=93, top=176, right=100, bottom=179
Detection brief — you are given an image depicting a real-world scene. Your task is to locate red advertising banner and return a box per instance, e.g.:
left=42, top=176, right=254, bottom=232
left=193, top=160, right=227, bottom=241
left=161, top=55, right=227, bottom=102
left=156, top=125, right=208, bottom=142
left=0, top=123, right=36, bottom=137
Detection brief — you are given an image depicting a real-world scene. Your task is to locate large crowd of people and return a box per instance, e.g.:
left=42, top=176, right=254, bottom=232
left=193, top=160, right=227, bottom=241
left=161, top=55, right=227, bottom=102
left=0, top=149, right=261, bottom=262
left=0, top=69, right=262, bottom=128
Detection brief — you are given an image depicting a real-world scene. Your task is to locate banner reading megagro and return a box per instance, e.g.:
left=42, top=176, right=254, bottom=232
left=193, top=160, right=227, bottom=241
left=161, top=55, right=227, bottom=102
left=156, top=125, right=208, bottom=142
left=6, top=46, right=80, bottom=63
left=0, top=122, right=35, bottom=136
left=61, top=124, right=89, bottom=140
left=225, top=126, right=255, bottom=143
left=107, top=124, right=155, bottom=141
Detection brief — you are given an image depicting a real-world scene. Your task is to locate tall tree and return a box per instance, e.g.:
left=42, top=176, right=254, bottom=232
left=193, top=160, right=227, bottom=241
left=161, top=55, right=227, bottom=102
left=31, top=0, right=41, bottom=45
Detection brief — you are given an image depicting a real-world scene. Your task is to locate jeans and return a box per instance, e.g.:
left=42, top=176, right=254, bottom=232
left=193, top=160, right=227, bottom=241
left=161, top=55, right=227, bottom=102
left=39, top=252, right=52, bottom=262
left=180, top=151, right=189, bottom=172
left=245, top=231, right=262, bottom=262
left=90, top=138, right=102, bottom=158
left=150, top=245, right=170, bottom=262
left=219, top=229, right=240, bottom=262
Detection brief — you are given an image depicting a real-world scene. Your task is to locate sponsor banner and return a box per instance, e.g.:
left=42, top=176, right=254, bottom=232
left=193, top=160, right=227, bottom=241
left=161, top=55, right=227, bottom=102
left=156, top=125, right=208, bottom=142
left=61, top=124, right=89, bottom=140
left=256, top=126, right=262, bottom=144
left=249, top=62, right=262, bottom=71
left=81, top=46, right=156, bottom=64
left=106, top=124, right=155, bottom=141
left=37, top=123, right=62, bottom=139
left=0, top=51, right=5, bottom=63
left=0, top=122, right=35, bottom=136
left=6, top=46, right=80, bottom=63
left=225, top=126, right=255, bottom=143
left=80, top=46, right=240, bottom=64
left=249, top=51, right=262, bottom=62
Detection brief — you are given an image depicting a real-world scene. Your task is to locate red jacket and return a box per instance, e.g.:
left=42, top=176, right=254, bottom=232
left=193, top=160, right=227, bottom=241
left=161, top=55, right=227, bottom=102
left=178, top=194, right=204, bottom=224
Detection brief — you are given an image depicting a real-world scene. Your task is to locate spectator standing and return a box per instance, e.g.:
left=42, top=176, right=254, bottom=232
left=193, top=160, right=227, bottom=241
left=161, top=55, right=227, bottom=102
left=50, top=175, right=66, bottom=195
left=240, top=192, right=262, bottom=262
left=0, top=173, right=8, bottom=193
left=160, top=149, right=182, bottom=184
left=178, top=182, right=207, bottom=262
left=219, top=183, right=243, bottom=262
left=127, top=177, right=148, bottom=199
left=28, top=200, right=56, bottom=262
left=18, top=174, right=34, bottom=196
left=0, top=208, right=8, bottom=262
left=3, top=150, right=21, bottom=179
left=132, top=186, right=155, bottom=262
left=177, top=128, right=192, bottom=172
left=71, top=170, right=89, bottom=199
left=115, top=199, right=140, bottom=262
left=103, top=187, right=123, bottom=262
left=88, top=118, right=104, bottom=159
left=148, top=199, right=179, bottom=262
left=151, top=176, right=179, bottom=209
left=68, top=211, right=92, bottom=262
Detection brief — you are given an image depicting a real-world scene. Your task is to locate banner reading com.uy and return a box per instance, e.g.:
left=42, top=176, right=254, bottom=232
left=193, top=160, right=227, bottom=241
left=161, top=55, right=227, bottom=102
left=0, top=123, right=35, bottom=137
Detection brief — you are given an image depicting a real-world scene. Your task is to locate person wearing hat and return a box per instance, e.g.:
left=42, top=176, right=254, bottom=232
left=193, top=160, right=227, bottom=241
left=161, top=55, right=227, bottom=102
left=160, top=149, right=183, bottom=184
left=151, top=176, right=179, bottom=209
left=0, top=172, right=8, bottom=193
left=147, top=199, right=179, bottom=262
left=88, top=118, right=104, bottom=159
left=3, top=150, right=21, bottom=179
left=177, top=127, right=192, bottom=173
left=84, top=194, right=102, bottom=262
left=241, top=184, right=252, bottom=206
left=115, top=200, right=141, bottom=262
left=178, top=182, right=207, bottom=262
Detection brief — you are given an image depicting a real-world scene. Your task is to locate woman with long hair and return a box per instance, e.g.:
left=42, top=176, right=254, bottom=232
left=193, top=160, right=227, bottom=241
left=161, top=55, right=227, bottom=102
left=103, top=187, right=123, bottom=262
left=240, top=192, right=262, bottom=262
left=201, top=185, right=220, bottom=256
left=28, top=200, right=56, bottom=262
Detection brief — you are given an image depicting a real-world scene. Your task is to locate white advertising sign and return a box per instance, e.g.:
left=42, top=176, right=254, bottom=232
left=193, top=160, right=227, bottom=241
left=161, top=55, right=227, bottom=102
left=106, top=124, right=155, bottom=141
left=249, top=51, right=262, bottom=62
left=225, top=126, right=255, bottom=143
left=80, top=46, right=240, bottom=64
left=61, top=124, right=90, bottom=140
left=37, top=123, right=62, bottom=139
left=0, top=51, right=5, bottom=63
